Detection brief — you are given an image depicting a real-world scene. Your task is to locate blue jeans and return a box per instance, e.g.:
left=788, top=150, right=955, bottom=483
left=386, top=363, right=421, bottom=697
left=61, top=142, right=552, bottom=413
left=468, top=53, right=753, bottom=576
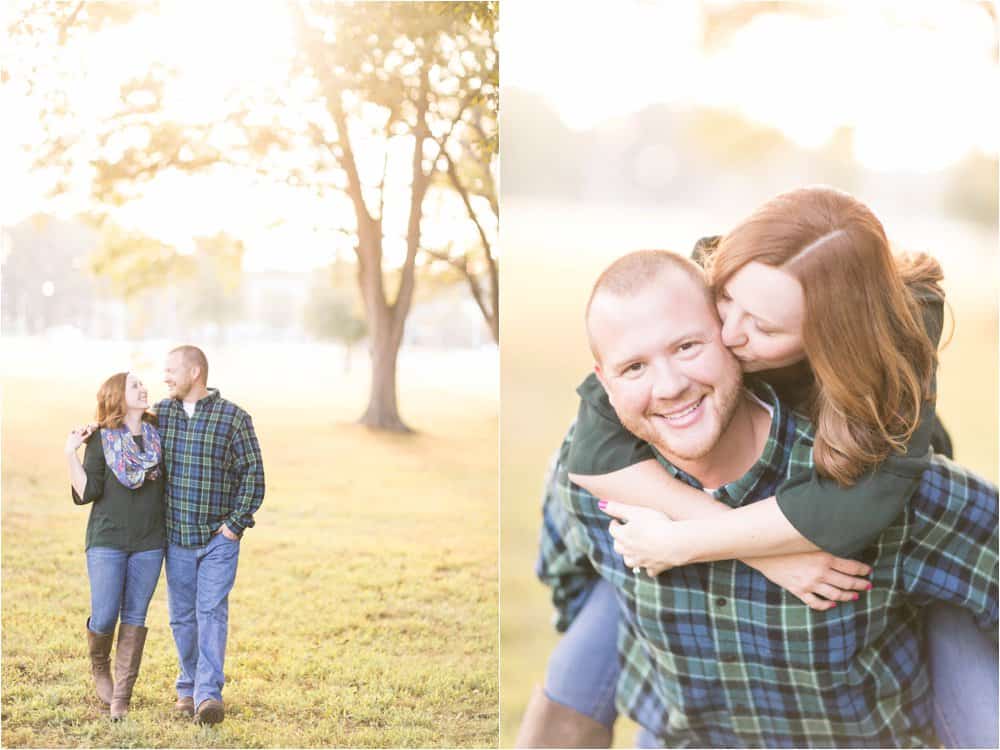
left=85, top=546, right=164, bottom=634
left=544, top=578, right=620, bottom=728
left=545, top=581, right=999, bottom=748
left=166, top=533, right=241, bottom=706
left=927, top=602, right=999, bottom=748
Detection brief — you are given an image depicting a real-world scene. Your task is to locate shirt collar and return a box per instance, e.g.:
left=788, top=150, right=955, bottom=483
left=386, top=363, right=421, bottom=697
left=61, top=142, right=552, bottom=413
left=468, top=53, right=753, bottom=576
left=171, top=387, right=220, bottom=410
left=653, top=381, right=792, bottom=507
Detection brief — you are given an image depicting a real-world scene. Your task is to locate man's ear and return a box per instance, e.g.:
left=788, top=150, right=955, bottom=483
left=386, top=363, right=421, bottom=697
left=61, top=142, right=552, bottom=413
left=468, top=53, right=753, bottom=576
left=594, top=362, right=608, bottom=390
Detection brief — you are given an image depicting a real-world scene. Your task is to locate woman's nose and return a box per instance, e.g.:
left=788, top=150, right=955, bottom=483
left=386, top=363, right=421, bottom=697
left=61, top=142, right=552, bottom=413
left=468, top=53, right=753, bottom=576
left=721, top=314, right=747, bottom=348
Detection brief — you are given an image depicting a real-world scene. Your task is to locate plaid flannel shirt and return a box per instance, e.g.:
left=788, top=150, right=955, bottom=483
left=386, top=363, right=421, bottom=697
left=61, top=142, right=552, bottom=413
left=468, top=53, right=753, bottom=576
left=537, top=382, right=998, bottom=748
left=156, top=390, right=265, bottom=547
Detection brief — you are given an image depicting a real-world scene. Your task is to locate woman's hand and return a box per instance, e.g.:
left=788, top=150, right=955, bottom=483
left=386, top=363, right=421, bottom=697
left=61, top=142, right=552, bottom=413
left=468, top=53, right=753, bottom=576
left=747, top=552, right=872, bottom=611
left=601, top=500, right=694, bottom=576
left=64, top=424, right=95, bottom=455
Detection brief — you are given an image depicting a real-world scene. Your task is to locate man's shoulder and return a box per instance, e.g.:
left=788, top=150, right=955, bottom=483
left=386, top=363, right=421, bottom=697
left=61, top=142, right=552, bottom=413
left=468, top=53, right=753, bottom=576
left=910, top=455, right=998, bottom=532
left=206, top=392, right=253, bottom=423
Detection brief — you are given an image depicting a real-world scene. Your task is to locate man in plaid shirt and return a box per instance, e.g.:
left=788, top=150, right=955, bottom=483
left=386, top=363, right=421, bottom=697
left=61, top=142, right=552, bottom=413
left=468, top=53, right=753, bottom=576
left=156, top=345, right=265, bottom=725
left=537, top=252, right=998, bottom=747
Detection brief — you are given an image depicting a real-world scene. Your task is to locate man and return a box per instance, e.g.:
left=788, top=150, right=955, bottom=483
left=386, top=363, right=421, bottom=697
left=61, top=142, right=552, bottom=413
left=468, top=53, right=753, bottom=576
left=536, top=251, right=998, bottom=747
left=156, top=345, right=265, bottom=725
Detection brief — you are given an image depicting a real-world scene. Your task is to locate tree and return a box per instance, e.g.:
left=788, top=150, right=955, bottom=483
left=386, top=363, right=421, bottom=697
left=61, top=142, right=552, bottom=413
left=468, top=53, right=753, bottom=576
left=303, top=280, right=368, bottom=372
left=287, top=1, right=497, bottom=429
left=15, top=0, right=498, bottom=432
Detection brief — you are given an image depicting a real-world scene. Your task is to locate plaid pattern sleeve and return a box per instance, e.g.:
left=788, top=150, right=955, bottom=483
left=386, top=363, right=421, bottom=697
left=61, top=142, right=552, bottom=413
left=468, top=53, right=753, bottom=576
left=549, top=382, right=999, bottom=748
left=900, top=455, right=999, bottom=630
left=223, top=412, right=265, bottom=535
left=158, top=391, right=265, bottom=547
left=536, top=431, right=601, bottom=633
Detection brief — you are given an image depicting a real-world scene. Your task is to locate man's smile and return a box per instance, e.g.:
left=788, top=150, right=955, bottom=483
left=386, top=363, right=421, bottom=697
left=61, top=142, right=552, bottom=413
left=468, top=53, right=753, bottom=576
left=650, top=395, right=706, bottom=428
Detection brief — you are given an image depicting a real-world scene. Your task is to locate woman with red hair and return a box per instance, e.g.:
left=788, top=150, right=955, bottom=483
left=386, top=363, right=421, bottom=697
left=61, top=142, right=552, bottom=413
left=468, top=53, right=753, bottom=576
left=64, top=372, right=165, bottom=721
left=519, top=187, right=996, bottom=748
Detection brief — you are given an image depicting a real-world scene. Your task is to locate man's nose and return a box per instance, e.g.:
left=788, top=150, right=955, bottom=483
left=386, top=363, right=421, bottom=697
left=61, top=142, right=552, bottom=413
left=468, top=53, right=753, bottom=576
left=721, top=311, right=748, bottom=348
left=650, top=360, right=689, bottom=402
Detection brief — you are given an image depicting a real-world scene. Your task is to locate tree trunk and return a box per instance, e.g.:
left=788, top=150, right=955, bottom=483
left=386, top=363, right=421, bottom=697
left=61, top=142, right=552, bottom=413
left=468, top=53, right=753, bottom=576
left=359, top=316, right=409, bottom=432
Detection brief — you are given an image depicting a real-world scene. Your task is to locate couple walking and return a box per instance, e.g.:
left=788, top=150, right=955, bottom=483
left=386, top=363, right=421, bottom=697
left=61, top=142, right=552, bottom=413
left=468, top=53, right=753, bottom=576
left=64, top=345, right=265, bottom=723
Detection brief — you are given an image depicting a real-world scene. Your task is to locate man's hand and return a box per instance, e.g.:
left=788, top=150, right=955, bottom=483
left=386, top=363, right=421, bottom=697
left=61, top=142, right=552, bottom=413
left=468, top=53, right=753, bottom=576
left=747, top=552, right=871, bottom=611
left=217, top=525, right=240, bottom=541
left=602, top=500, right=692, bottom=575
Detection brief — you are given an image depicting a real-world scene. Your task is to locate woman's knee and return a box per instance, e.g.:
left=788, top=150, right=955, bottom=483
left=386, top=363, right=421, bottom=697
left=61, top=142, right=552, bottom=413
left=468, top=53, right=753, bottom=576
left=88, top=613, right=117, bottom=635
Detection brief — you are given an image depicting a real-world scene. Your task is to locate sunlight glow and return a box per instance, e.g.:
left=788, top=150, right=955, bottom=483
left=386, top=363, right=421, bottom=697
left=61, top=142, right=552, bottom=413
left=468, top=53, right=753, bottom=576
left=4, top=0, right=482, bottom=272
left=503, top=0, right=997, bottom=172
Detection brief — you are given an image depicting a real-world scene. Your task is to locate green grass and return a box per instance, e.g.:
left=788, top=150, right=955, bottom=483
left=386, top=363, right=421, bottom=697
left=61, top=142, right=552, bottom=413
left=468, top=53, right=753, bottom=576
left=498, top=202, right=998, bottom=747
left=2, top=345, right=498, bottom=748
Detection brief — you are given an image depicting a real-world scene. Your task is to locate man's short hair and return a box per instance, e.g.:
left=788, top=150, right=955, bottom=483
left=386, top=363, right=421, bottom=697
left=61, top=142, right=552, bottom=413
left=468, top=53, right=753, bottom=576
left=585, top=250, right=713, bottom=360
left=170, top=345, right=209, bottom=384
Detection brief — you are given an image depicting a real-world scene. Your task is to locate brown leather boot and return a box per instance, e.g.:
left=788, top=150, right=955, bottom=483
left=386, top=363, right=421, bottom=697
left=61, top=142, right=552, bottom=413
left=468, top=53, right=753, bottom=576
left=174, top=696, right=195, bottom=718
left=109, top=624, right=148, bottom=720
left=514, top=685, right=613, bottom=748
left=86, top=618, right=114, bottom=705
left=195, top=698, right=225, bottom=725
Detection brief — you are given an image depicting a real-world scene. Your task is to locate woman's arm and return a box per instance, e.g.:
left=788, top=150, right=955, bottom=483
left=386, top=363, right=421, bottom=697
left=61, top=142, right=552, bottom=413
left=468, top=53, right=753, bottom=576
left=570, top=460, right=820, bottom=560
left=66, top=426, right=103, bottom=504
left=603, top=502, right=871, bottom=611
left=65, top=427, right=92, bottom=499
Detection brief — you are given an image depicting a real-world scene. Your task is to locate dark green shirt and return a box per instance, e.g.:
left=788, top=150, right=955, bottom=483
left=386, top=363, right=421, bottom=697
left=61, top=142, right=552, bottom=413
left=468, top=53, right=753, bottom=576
left=566, top=240, right=949, bottom=557
left=72, top=432, right=167, bottom=552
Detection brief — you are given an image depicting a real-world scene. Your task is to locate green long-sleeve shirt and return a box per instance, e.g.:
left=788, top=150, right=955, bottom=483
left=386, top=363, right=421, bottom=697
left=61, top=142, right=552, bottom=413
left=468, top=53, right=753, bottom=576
left=72, top=432, right=167, bottom=552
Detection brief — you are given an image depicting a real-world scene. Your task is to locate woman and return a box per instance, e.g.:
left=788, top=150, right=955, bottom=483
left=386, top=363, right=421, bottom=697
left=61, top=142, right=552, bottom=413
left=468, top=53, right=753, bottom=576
left=520, top=187, right=997, bottom=748
left=64, top=372, right=166, bottom=721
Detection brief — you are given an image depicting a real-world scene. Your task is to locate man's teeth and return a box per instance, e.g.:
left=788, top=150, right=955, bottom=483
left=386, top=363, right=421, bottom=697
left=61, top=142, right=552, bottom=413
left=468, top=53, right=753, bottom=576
left=663, top=398, right=702, bottom=421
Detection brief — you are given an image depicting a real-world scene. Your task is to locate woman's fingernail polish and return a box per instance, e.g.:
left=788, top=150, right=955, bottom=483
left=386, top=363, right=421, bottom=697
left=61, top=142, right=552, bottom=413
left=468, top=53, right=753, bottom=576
left=853, top=593, right=859, bottom=600
left=866, top=582, right=873, bottom=590
left=598, top=501, right=607, bottom=509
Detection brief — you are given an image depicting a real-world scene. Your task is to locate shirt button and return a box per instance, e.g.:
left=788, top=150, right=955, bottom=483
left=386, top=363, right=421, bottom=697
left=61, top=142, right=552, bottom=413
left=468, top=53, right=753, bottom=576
left=715, top=597, right=728, bottom=607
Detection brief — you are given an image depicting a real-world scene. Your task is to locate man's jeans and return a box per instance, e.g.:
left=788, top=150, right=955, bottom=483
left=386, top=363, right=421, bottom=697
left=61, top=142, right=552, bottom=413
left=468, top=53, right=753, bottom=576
left=86, top=546, right=164, bottom=634
left=166, top=533, right=240, bottom=706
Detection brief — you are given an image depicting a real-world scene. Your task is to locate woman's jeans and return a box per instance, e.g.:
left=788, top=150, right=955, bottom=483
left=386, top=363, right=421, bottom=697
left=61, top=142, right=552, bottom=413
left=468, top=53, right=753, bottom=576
left=544, top=579, right=999, bottom=749
left=85, top=546, right=164, bottom=634
left=543, top=577, right=620, bottom=728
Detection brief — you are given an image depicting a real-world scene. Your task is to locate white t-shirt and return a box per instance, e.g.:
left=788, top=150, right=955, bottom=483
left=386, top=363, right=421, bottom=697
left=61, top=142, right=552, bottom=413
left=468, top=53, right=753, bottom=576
left=183, top=401, right=196, bottom=418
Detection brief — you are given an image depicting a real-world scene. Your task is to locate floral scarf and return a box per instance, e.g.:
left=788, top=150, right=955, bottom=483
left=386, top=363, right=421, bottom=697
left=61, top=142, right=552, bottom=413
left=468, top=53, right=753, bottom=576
left=100, top=421, right=162, bottom=489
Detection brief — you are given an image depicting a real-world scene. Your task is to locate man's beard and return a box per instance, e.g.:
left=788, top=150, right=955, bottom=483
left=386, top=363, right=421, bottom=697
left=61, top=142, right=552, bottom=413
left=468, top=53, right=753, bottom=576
left=171, top=381, right=192, bottom=400
left=620, top=371, right=743, bottom=465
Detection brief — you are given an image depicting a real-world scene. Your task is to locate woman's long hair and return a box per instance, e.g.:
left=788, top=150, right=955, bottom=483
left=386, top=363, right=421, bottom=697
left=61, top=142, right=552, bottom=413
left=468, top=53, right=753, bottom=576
left=95, top=373, right=157, bottom=430
left=709, top=186, right=943, bottom=486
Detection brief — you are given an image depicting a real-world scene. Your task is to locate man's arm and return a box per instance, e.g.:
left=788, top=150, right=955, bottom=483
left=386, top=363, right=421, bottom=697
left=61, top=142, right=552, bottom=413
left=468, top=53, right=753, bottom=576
left=902, top=462, right=999, bottom=630
left=225, top=413, right=265, bottom=536
left=536, top=447, right=601, bottom=632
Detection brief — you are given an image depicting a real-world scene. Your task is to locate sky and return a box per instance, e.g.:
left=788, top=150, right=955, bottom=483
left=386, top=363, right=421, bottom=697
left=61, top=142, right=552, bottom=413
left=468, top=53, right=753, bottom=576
left=1, top=0, right=493, bottom=272
left=1, top=0, right=992, bottom=271
left=501, top=0, right=998, bottom=172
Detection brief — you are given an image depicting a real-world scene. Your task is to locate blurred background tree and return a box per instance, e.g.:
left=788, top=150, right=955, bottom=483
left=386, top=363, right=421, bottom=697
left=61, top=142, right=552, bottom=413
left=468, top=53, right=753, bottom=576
left=303, top=279, right=368, bottom=373
left=12, top=0, right=498, bottom=432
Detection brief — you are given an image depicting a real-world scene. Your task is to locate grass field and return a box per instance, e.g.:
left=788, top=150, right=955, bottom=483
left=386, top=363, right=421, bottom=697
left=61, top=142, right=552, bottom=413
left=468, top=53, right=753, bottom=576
left=2, top=340, right=498, bottom=748
left=498, top=198, right=999, bottom=747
